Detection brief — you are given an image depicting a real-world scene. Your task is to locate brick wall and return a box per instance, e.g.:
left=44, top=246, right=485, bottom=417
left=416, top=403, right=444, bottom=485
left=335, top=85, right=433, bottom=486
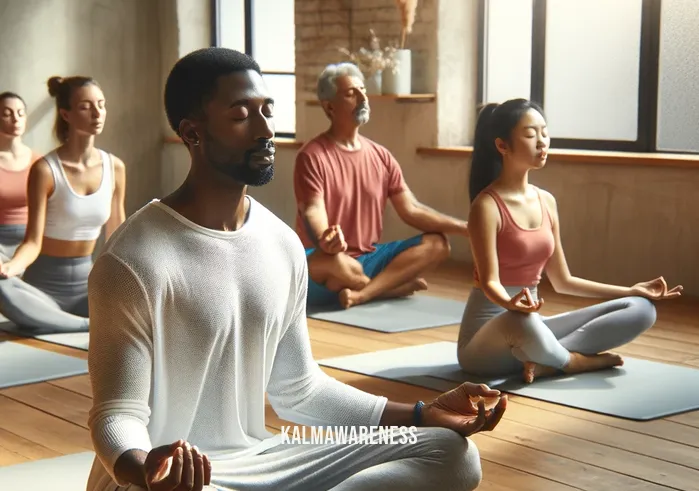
left=295, top=0, right=437, bottom=100
left=350, top=0, right=437, bottom=94
left=295, top=0, right=352, bottom=101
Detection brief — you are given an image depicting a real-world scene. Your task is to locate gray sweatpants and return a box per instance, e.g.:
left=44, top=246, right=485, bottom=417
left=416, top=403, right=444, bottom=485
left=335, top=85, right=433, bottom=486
left=93, top=429, right=481, bottom=491
left=198, top=427, right=480, bottom=491
left=0, top=224, right=26, bottom=262
left=458, top=286, right=657, bottom=375
left=0, top=254, right=90, bottom=333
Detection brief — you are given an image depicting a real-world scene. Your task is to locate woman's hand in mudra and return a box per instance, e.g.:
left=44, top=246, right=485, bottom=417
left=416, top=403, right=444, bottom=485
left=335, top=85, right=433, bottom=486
left=0, top=260, right=20, bottom=279
left=422, top=383, right=508, bottom=437
left=505, top=287, right=544, bottom=313
left=631, top=277, right=683, bottom=300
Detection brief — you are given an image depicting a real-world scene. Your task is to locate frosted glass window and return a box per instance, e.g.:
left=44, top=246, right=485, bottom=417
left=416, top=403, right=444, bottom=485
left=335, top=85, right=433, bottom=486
left=219, top=0, right=245, bottom=53
left=263, top=74, right=295, bottom=134
left=544, top=0, right=642, bottom=141
left=484, top=0, right=532, bottom=104
left=252, top=0, right=295, bottom=72
left=656, top=0, right=699, bottom=153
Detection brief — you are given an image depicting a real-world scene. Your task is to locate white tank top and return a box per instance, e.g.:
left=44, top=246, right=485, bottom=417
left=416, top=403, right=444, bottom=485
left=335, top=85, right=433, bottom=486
left=43, top=149, right=114, bottom=241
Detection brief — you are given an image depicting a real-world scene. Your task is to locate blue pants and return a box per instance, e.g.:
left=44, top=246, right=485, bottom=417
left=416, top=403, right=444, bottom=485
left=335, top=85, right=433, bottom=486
left=305, top=235, right=423, bottom=306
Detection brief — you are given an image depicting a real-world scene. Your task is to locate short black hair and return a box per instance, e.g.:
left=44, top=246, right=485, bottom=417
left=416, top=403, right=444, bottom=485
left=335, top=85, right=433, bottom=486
left=164, top=47, right=261, bottom=136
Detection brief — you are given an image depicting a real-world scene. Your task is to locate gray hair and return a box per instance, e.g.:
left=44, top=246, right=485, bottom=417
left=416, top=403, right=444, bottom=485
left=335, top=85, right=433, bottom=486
left=317, top=63, right=364, bottom=101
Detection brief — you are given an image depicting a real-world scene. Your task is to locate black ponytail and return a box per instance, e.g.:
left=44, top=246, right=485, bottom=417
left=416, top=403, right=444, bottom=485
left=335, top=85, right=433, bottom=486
left=468, top=99, right=545, bottom=202
left=469, top=103, right=500, bottom=202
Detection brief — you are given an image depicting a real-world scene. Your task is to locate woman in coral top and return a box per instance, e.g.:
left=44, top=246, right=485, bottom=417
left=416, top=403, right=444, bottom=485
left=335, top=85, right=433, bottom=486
left=0, top=92, right=41, bottom=262
left=458, top=99, right=683, bottom=383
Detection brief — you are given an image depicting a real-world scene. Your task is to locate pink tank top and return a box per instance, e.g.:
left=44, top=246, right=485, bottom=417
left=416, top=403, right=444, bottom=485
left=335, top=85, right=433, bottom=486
left=474, top=188, right=555, bottom=287
left=0, top=164, right=32, bottom=225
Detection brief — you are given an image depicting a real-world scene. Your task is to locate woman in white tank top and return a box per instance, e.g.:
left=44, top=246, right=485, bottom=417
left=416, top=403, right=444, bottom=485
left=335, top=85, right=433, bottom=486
left=0, top=76, right=127, bottom=333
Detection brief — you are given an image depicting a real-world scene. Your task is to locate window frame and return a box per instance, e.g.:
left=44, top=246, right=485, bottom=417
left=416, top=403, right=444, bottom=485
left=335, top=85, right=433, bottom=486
left=211, top=0, right=296, bottom=138
left=476, top=0, right=668, bottom=153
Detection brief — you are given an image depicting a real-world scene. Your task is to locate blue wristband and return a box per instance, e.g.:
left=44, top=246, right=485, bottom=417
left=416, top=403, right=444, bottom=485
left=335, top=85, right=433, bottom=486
left=413, top=400, right=425, bottom=427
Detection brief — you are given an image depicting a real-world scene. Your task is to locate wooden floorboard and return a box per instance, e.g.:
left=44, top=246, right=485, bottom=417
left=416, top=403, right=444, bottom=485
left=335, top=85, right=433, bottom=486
left=1, top=261, right=698, bottom=490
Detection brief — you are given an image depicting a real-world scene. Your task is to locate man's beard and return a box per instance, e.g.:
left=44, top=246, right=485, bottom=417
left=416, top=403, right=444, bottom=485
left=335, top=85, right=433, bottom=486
left=206, top=139, right=275, bottom=187
left=354, top=103, right=370, bottom=125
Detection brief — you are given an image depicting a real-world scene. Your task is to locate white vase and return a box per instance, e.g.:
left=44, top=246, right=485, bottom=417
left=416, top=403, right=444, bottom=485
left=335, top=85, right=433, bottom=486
left=382, top=49, right=412, bottom=95
left=365, top=70, right=382, bottom=95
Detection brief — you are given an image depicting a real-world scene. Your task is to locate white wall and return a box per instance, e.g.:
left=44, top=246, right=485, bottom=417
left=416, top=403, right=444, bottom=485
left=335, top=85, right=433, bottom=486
left=0, top=0, right=163, bottom=214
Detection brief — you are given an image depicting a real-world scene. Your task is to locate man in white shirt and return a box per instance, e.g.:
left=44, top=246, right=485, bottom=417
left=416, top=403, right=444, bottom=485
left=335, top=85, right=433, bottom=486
left=86, top=47, right=507, bottom=491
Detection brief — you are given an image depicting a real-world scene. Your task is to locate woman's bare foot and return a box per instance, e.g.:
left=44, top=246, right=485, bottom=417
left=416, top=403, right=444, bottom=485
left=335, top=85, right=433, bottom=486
left=522, top=362, right=559, bottom=383
left=564, top=352, right=624, bottom=375
left=523, top=352, right=623, bottom=383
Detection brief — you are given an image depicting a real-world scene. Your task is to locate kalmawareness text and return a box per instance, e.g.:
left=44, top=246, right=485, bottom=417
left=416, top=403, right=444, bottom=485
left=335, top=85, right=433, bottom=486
left=280, top=425, right=419, bottom=445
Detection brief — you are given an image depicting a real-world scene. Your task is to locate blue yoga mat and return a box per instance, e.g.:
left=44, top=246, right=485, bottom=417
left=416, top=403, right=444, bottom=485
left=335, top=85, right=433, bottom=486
left=0, top=320, right=89, bottom=351
left=0, top=341, right=88, bottom=389
left=319, top=341, right=699, bottom=421
left=307, top=294, right=466, bottom=332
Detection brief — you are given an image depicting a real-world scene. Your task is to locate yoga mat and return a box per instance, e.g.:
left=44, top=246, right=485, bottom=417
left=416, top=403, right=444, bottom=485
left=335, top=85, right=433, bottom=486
left=319, top=341, right=699, bottom=421
left=307, top=294, right=466, bottom=332
left=0, top=451, right=225, bottom=491
left=0, top=320, right=89, bottom=351
left=35, top=332, right=90, bottom=351
left=0, top=452, right=94, bottom=490
left=0, top=341, right=88, bottom=389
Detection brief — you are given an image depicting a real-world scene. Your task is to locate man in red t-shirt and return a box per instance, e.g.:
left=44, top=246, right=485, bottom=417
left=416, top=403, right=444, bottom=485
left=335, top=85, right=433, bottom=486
left=294, top=63, right=469, bottom=309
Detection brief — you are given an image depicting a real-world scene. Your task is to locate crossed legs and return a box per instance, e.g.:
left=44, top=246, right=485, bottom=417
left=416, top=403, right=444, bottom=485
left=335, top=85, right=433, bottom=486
left=0, top=277, right=89, bottom=332
left=0, top=254, right=91, bottom=333
left=307, top=233, right=450, bottom=308
left=458, top=287, right=657, bottom=382
left=207, top=427, right=481, bottom=491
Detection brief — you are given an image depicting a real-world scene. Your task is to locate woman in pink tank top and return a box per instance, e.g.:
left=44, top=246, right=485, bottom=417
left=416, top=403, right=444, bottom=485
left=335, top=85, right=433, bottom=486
left=0, top=76, right=127, bottom=334
left=457, top=99, right=683, bottom=383
left=0, top=92, right=41, bottom=262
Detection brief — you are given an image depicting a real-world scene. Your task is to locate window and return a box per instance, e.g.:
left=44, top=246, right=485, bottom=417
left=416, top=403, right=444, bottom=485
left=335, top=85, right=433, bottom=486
left=655, top=0, right=699, bottom=153
left=212, top=0, right=296, bottom=137
left=478, top=0, right=696, bottom=154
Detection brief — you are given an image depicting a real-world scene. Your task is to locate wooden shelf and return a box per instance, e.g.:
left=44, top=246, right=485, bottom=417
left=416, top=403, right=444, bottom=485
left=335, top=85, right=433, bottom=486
left=416, top=146, right=699, bottom=169
left=306, top=93, right=436, bottom=106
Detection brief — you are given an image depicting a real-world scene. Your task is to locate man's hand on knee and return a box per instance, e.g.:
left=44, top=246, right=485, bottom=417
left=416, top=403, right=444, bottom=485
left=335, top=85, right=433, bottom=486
left=420, top=382, right=508, bottom=437
left=145, top=440, right=212, bottom=491
left=318, top=225, right=347, bottom=255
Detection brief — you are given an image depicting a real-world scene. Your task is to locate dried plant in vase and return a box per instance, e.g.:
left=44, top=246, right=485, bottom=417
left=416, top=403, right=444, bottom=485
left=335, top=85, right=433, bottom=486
left=338, top=29, right=398, bottom=77
left=395, top=0, right=418, bottom=49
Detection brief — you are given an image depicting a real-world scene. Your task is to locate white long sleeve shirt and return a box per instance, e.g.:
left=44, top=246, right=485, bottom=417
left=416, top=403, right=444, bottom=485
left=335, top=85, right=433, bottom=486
left=85, top=197, right=387, bottom=490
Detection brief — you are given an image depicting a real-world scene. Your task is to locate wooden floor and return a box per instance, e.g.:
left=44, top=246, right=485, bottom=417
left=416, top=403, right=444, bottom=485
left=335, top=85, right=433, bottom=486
left=1, top=261, right=699, bottom=490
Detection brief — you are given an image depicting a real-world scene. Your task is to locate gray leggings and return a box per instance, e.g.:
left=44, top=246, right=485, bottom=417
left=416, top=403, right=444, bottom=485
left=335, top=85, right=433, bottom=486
left=0, top=224, right=26, bottom=262
left=457, top=286, right=657, bottom=375
left=0, top=254, right=90, bottom=333
left=89, top=428, right=481, bottom=491
left=212, top=428, right=480, bottom=491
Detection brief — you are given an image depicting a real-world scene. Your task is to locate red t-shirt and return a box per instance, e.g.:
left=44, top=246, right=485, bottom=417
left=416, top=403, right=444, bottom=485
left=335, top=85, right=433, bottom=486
left=293, top=134, right=406, bottom=257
